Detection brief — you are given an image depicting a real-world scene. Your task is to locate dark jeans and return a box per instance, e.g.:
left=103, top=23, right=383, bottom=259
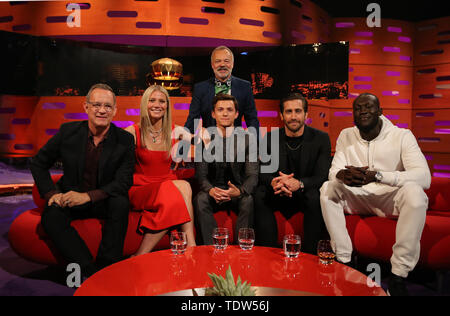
left=194, top=191, right=254, bottom=245
left=254, top=185, right=325, bottom=255
left=40, top=195, right=129, bottom=277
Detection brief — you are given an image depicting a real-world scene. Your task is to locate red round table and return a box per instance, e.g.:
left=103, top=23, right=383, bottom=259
left=74, top=245, right=387, bottom=296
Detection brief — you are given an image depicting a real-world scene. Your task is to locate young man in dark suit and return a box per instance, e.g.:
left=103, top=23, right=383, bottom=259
left=30, top=83, right=135, bottom=278
left=184, top=46, right=260, bottom=134
left=254, top=93, right=331, bottom=254
left=194, top=94, right=259, bottom=245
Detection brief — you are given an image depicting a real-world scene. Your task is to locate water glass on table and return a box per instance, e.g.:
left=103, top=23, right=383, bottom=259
left=283, top=234, right=301, bottom=258
left=212, top=227, right=229, bottom=251
left=238, top=228, right=255, bottom=251
left=170, top=231, right=187, bottom=255
left=317, top=240, right=336, bottom=264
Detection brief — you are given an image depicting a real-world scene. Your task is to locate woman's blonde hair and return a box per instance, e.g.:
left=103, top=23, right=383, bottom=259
left=139, top=85, right=172, bottom=153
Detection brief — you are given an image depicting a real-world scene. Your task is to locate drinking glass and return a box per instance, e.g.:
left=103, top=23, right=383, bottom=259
left=317, top=240, right=336, bottom=264
left=212, top=227, right=229, bottom=251
left=238, top=228, right=255, bottom=251
left=170, top=231, right=187, bottom=255
left=283, top=234, right=301, bottom=258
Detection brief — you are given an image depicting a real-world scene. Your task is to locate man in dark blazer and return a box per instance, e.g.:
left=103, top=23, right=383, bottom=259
left=194, top=94, right=259, bottom=245
left=30, top=83, right=135, bottom=278
left=184, top=46, right=260, bottom=134
left=254, top=92, right=331, bottom=254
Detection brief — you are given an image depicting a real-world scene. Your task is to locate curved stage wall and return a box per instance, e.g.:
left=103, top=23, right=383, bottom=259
left=0, top=1, right=449, bottom=178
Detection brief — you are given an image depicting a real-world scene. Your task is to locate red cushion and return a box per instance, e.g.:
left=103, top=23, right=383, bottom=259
left=8, top=209, right=143, bottom=265
left=346, top=215, right=397, bottom=262
left=275, top=211, right=304, bottom=245
left=427, top=210, right=450, bottom=218
left=214, top=210, right=238, bottom=242
left=174, top=168, right=195, bottom=180
left=213, top=210, right=305, bottom=246
left=345, top=214, right=450, bottom=270
left=9, top=209, right=63, bottom=265
left=419, top=215, right=450, bottom=269
left=425, top=177, right=450, bottom=212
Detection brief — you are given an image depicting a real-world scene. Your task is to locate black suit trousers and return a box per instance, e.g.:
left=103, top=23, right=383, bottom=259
left=41, top=195, right=129, bottom=277
left=194, top=191, right=254, bottom=245
left=254, top=185, right=325, bottom=254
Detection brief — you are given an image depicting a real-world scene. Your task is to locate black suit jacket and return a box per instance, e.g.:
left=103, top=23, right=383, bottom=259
left=260, top=126, right=331, bottom=191
left=184, top=76, right=260, bottom=133
left=195, top=131, right=259, bottom=196
left=30, top=121, right=135, bottom=200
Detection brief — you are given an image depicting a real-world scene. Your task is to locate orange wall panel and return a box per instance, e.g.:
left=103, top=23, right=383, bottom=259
left=414, top=17, right=450, bottom=67
left=329, top=18, right=415, bottom=111
left=424, top=153, right=450, bottom=179
left=413, top=63, right=450, bottom=108
left=327, top=107, right=412, bottom=152
left=0, top=95, right=328, bottom=157
left=332, top=18, right=414, bottom=67
left=412, top=17, right=450, bottom=176
left=328, top=17, right=416, bottom=152
left=281, top=0, right=332, bottom=44
left=0, top=0, right=331, bottom=45
left=412, top=108, right=450, bottom=153
left=0, top=96, right=39, bottom=157
left=346, top=64, right=413, bottom=109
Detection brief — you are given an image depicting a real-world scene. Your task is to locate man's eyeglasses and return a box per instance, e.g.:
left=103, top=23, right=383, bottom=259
left=87, top=101, right=115, bottom=113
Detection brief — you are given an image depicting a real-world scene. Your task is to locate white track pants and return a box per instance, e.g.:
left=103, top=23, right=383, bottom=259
left=320, top=180, right=428, bottom=278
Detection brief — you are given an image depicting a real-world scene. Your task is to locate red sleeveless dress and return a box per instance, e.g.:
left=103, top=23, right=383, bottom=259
left=128, top=124, right=191, bottom=233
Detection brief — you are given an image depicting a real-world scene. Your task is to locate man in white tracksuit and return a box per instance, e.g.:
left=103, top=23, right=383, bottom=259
left=320, top=93, right=431, bottom=296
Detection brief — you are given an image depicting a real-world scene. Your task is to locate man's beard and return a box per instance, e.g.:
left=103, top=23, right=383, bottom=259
left=356, top=116, right=379, bottom=134
left=216, top=67, right=230, bottom=80
left=286, top=120, right=304, bottom=134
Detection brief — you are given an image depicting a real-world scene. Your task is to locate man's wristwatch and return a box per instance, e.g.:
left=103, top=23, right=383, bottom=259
left=299, top=180, right=305, bottom=191
left=375, top=171, right=383, bottom=182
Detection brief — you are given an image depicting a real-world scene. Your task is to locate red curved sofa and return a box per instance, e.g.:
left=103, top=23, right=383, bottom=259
left=267, top=177, right=450, bottom=271
left=8, top=175, right=450, bottom=271
left=345, top=177, right=450, bottom=270
left=8, top=172, right=305, bottom=265
left=8, top=172, right=192, bottom=265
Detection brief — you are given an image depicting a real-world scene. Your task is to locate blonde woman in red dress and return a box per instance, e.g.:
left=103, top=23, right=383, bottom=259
left=126, top=85, right=196, bottom=256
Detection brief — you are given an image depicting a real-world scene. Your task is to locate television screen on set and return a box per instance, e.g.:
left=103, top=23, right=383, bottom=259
left=1, top=30, right=348, bottom=100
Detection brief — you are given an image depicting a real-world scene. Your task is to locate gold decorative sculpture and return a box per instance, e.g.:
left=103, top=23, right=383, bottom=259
left=146, top=58, right=183, bottom=90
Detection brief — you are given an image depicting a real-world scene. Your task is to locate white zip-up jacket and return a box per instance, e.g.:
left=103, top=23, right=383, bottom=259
left=329, top=115, right=431, bottom=191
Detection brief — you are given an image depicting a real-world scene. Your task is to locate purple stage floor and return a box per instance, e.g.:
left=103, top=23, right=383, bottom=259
left=0, top=161, right=448, bottom=296
left=0, top=161, right=75, bottom=296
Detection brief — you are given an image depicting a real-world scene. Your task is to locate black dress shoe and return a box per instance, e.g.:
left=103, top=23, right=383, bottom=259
left=81, top=263, right=98, bottom=280
left=387, top=273, right=409, bottom=296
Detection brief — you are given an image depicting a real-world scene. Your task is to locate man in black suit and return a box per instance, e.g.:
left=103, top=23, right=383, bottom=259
left=254, top=93, right=331, bottom=254
left=194, top=94, right=259, bottom=245
left=184, top=46, right=259, bottom=134
left=30, top=83, right=135, bottom=278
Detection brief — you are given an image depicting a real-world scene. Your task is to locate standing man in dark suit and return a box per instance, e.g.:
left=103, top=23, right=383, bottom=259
left=30, top=83, right=135, bottom=279
left=254, top=93, right=331, bottom=254
left=194, top=94, right=259, bottom=245
left=184, top=46, right=260, bottom=134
